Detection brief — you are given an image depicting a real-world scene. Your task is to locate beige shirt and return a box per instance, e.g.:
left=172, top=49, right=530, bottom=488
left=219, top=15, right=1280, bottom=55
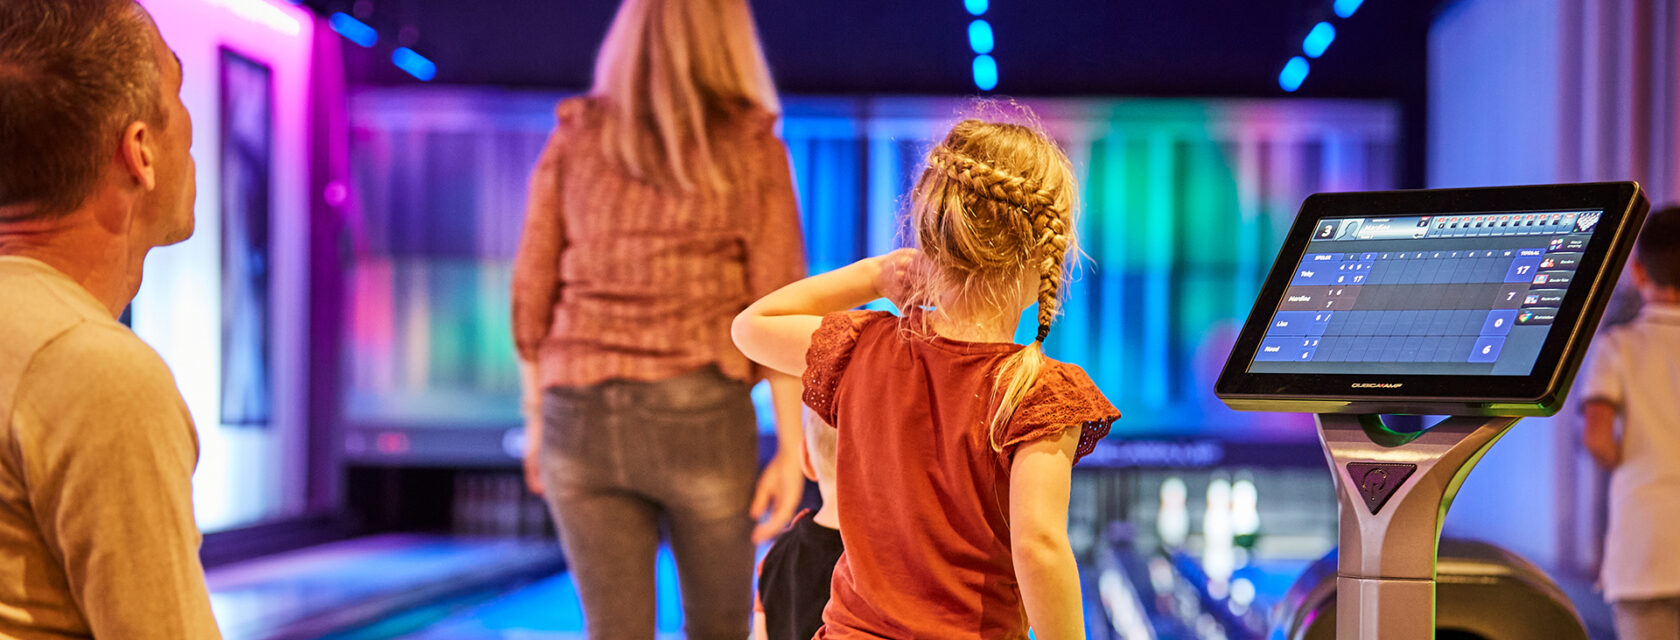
left=0, top=257, right=220, bottom=638
left=1580, top=302, right=1680, bottom=601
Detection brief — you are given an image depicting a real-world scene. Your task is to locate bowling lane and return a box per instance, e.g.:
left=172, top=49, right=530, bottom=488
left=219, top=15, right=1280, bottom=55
left=328, top=547, right=1115, bottom=640
left=208, top=534, right=565, bottom=640
left=353, top=547, right=688, bottom=640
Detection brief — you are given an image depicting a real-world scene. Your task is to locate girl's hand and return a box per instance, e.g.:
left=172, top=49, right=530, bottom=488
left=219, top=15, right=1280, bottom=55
left=873, top=248, right=925, bottom=309
left=750, top=451, right=807, bottom=543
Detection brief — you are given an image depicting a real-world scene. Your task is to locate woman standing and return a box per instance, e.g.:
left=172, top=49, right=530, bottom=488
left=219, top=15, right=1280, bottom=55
left=510, top=0, right=806, bottom=637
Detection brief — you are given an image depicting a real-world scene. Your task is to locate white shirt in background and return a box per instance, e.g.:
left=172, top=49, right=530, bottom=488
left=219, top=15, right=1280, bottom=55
left=1580, top=302, right=1680, bottom=601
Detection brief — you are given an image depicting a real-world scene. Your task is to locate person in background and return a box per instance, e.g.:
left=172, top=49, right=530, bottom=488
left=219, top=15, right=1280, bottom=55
left=753, top=410, right=844, bottom=640
left=510, top=0, right=808, bottom=637
left=1580, top=206, right=1680, bottom=640
left=0, top=0, right=221, bottom=637
left=733, top=107, right=1119, bottom=639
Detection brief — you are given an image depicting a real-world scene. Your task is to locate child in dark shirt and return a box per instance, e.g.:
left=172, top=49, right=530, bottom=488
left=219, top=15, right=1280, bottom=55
left=753, top=410, right=843, bottom=640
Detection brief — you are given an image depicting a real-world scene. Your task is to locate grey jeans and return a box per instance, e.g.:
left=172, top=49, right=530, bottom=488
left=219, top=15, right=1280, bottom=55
left=538, top=366, right=759, bottom=640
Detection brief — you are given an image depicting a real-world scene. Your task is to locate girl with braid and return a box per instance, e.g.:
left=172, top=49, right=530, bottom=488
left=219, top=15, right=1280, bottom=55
left=734, top=111, right=1119, bottom=639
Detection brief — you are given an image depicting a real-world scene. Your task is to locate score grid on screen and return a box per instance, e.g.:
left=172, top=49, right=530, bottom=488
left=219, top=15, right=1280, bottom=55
left=1247, top=209, right=1604, bottom=376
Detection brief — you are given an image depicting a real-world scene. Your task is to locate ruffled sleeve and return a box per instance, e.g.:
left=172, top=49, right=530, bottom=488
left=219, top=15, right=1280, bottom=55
left=997, top=363, right=1119, bottom=465
left=802, top=310, right=892, bottom=425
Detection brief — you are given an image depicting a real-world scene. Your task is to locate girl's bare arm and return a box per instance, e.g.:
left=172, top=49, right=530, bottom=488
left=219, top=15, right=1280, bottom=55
left=1010, top=428, right=1086, bottom=640
left=732, top=251, right=913, bottom=375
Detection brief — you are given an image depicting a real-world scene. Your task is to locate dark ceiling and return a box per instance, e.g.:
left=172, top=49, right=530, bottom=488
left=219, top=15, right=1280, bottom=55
left=299, top=0, right=1448, bottom=99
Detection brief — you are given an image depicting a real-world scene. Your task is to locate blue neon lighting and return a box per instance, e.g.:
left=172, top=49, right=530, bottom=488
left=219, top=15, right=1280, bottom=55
left=1278, top=56, right=1309, bottom=92
left=1334, top=0, right=1365, bottom=19
left=328, top=12, right=378, bottom=48
left=973, top=54, right=998, bottom=91
left=392, top=47, right=437, bottom=81
left=1303, top=22, right=1336, bottom=58
left=969, top=20, right=994, bottom=55
left=964, top=0, right=988, bottom=16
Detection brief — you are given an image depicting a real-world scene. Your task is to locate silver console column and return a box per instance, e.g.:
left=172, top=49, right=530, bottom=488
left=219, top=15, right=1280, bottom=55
left=1316, top=414, right=1521, bottom=639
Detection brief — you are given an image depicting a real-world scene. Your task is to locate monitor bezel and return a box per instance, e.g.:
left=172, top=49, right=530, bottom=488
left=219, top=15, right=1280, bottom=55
left=1215, top=182, right=1647, bottom=416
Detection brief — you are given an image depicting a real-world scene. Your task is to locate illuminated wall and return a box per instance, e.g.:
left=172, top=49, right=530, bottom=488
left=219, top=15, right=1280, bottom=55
left=344, top=91, right=1398, bottom=446
left=134, top=0, right=315, bottom=532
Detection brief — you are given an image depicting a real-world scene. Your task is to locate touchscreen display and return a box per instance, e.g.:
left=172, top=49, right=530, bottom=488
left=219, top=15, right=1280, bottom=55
left=1247, top=209, right=1605, bottom=375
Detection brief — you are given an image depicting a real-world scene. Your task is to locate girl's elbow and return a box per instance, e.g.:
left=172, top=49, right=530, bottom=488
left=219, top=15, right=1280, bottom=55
left=1012, top=529, right=1072, bottom=562
left=730, top=310, right=760, bottom=354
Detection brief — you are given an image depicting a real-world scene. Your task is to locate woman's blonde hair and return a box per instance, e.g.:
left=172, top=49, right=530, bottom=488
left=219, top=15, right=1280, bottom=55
left=904, top=107, right=1079, bottom=451
left=590, top=0, right=780, bottom=194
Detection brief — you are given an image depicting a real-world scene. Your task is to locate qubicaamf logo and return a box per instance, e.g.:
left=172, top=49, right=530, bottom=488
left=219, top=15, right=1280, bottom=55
left=1351, top=382, right=1404, bottom=389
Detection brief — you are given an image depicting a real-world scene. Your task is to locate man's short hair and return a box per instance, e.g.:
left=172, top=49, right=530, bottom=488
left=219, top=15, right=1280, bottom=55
left=1636, top=206, right=1680, bottom=288
left=0, top=0, right=164, bottom=220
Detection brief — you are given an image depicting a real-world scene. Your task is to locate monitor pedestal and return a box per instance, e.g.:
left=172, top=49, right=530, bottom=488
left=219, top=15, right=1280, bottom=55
left=1316, top=414, right=1520, bottom=639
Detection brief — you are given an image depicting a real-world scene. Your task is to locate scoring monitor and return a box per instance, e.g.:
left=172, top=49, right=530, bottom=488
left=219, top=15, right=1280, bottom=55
left=1217, top=182, right=1648, bottom=416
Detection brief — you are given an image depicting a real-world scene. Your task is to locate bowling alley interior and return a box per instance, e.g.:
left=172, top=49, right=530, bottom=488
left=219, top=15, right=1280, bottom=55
left=8, top=0, right=1680, bottom=638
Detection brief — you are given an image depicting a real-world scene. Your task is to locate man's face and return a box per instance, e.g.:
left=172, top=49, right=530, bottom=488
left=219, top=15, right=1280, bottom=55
left=143, top=15, right=195, bottom=247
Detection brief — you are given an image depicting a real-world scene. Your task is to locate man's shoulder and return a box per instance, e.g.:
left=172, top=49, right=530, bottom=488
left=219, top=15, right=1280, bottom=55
left=14, top=319, right=181, bottom=425
left=1, top=263, right=169, bottom=403
left=26, top=321, right=176, bottom=392
left=12, top=322, right=191, bottom=453
left=0, top=261, right=117, bottom=360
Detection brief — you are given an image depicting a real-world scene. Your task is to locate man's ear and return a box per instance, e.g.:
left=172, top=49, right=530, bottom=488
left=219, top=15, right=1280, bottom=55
left=118, top=120, right=156, bottom=191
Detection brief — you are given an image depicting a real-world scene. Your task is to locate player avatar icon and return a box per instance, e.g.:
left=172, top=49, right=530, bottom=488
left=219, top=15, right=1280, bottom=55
left=1336, top=220, right=1362, bottom=239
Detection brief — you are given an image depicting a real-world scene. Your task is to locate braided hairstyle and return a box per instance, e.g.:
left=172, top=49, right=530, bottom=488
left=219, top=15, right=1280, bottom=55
left=906, top=114, right=1079, bottom=450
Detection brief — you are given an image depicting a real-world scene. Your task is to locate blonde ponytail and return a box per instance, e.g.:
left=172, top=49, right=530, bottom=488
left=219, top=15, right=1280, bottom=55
left=988, top=342, right=1049, bottom=451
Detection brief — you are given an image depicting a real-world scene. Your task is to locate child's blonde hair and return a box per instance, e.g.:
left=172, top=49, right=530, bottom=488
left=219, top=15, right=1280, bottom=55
left=904, top=106, right=1079, bottom=451
left=590, top=0, right=780, bottom=194
left=803, top=410, right=838, bottom=484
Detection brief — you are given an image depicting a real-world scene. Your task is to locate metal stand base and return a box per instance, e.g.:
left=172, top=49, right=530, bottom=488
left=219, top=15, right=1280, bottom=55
left=1316, top=414, right=1520, bottom=640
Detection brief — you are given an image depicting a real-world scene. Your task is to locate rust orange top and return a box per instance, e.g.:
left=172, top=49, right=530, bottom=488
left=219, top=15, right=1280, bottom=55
left=803, top=310, right=1118, bottom=639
